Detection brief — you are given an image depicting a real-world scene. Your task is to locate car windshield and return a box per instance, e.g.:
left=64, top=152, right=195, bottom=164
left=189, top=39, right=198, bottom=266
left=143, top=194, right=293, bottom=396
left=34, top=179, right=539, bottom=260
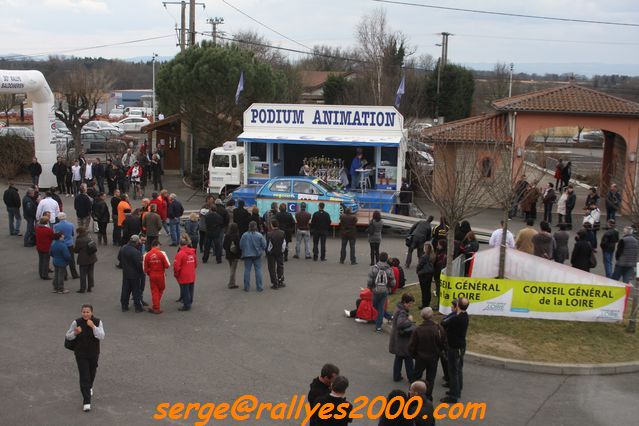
left=212, top=154, right=230, bottom=167
left=314, top=179, right=335, bottom=193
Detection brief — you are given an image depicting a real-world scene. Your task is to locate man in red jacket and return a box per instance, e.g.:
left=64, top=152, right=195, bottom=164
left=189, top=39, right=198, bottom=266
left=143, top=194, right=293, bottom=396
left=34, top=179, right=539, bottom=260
left=143, top=240, right=170, bottom=314
left=174, top=237, right=197, bottom=311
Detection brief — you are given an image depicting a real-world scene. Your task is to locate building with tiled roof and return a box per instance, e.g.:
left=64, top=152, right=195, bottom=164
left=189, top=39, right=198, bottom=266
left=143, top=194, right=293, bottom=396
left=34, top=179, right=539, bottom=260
left=299, top=71, right=355, bottom=103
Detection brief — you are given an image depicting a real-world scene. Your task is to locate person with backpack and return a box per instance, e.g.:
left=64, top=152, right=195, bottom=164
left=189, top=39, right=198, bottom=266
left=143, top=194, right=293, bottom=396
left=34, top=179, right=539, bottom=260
left=223, top=223, right=242, bottom=289
left=65, top=304, right=105, bottom=412
left=74, top=227, right=97, bottom=293
left=367, top=252, right=395, bottom=332
left=266, top=219, right=287, bottom=290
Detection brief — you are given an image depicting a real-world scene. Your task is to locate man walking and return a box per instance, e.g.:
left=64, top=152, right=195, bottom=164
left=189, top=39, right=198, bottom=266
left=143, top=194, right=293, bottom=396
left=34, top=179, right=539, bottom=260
left=310, top=202, right=331, bottom=261
left=405, top=216, right=433, bottom=268
left=266, top=219, right=286, bottom=290
left=600, top=219, right=619, bottom=279
left=3, top=178, right=22, bottom=236
left=542, top=182, right=557, bottom=224
left=408, top=307, right=447, bottom=402
left=294, top=202, right=311, bottom=259
left=339, top=207, right=358, bottom=265
left=28, top=157, right=42, bottom=187
left=612, top=226, right=638, bottom=283
left=240, top=221, right=267, bottom=292
left=118, top=235, right=145, bottom=312
left=440, top=297, right=469, bottom=404
left=605, top=183, right=622, bottom=221
left=167, top=193, right=184, bottom=246
left=143, top=240, right=170, bottom=314
left=53, top=212, right=80, bottom=279
left=22, top=188, right=38, bottom=246
left=74, top=183, right=93, bottom=230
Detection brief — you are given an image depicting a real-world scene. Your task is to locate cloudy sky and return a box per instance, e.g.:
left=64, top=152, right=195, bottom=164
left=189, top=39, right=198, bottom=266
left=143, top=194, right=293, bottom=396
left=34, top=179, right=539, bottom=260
left=1, top=0, right=639, bottom=75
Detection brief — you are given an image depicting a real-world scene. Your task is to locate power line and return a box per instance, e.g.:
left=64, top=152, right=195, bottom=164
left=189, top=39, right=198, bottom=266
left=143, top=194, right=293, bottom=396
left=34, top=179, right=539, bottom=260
left=455, top=33, right=639, bottom=46
left=372, top=0, right=639, bottom=27
left=221, top=0, right=313, bottom=51
left=0, top=35, right=175, bottom=61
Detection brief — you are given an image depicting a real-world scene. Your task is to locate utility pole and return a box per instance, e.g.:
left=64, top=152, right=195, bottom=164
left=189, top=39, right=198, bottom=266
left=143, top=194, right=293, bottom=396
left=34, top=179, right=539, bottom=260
left=206, top=17, right=224, bottom=45
left=152, top=53, right=158, bottom=120
left=435, top=32, right=451, bottom=121
left=163, top=1, right=205, bottom=50
left=509, top=62, right=514, bottom=97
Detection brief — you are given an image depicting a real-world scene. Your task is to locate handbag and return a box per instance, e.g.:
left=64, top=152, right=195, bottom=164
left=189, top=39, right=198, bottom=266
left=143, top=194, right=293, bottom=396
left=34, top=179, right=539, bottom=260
left=64, top=337, right=77, bottom=351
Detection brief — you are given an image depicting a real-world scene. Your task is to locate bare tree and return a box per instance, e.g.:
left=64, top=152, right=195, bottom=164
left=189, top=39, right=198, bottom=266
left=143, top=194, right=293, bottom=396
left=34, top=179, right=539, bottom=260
left=487, top=62, right=510, bottom=101
left=53, top=66, right=112, bottom=159
left=0, top=94, right=17, bottom=127
left=231, top=30, right=287, bottom=66
left=621, top=176, right=639, bottom=332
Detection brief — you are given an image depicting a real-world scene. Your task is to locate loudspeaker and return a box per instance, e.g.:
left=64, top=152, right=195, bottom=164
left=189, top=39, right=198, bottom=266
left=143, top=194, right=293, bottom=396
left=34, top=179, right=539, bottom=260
left=197, top=148, right=210, bottom=165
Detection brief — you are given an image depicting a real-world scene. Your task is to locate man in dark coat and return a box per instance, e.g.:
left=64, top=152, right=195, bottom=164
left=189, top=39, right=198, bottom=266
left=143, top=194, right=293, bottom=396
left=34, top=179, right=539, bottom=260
left=22, top=187, right=38, bottom=246
left=409, top=381, right=436, bottom=426
left=600, top=219, right=619, bottom=278
left=307, top=363, right=340, bottom=406
left=203, top=208, right=223, bottom=263
left=3, top=178, right=22, bottom=236
left=440, top=298, right=469, bottom=404
left=93, top=158, right=106, bottom=194
left=309, top=376, right=352, bottom=426
left=121, top=209, right=142, bottom=247
left=266, top=219, right=287, bottom=289
left=28, top=157, right=42, bottom=186
left=117, top=235, right=145, bottom=312
left=339, top=207, right=358, bottom=265
left=275, top=203, right=295, bottom=261
left=542, top=182, right=557, bottom=224
left=233, top=199, right=251, bottom=236
left=74, top=184, right=93, bottom=230
left=110, top=189, right=121, bottom=245
left=406, top=215, right=433, bottom=268
left=389, top=293, right=416, bottom=382
left=612, top=226, right=638, bottom=283
left=52, top=157, right=68, bottom=194
left=310, top=202, right=332, bottom=261
left=408, top=307, right=447, bottom=401
left=92, top=192, right=110, bottom=245
left=605, top=184, right=622, bottom=221
left=565, top=185, right=577, bottom=230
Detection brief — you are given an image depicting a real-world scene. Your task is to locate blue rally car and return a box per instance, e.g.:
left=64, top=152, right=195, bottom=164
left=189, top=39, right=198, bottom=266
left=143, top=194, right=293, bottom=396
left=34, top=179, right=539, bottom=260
left=236, top=176, right=359, bottom=224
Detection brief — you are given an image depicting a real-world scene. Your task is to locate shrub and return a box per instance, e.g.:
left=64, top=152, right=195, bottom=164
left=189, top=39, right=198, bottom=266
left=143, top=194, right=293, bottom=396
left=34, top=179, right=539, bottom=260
left=0, top=135, right=34, bottom=178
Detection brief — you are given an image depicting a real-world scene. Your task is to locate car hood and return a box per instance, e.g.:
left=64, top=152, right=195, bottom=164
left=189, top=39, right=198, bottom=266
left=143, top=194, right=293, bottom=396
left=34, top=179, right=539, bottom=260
left=326, top=190, right=357, bottom=203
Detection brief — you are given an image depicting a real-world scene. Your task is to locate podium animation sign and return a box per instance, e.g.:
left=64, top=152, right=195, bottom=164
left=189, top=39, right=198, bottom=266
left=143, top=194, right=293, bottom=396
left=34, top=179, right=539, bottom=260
left=439, top=275, right=629, bottom=322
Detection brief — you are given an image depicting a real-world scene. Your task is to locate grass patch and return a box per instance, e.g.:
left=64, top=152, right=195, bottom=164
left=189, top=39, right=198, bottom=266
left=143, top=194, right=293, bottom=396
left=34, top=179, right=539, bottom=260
left=389, top=285, right=639, bottom=364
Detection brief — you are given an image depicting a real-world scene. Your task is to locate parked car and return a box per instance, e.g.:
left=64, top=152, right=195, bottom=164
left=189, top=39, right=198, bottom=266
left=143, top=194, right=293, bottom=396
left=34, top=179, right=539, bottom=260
left=0, top=126, right=35, bottom=142
left=573, top=130, right=604, bottom=143
left=72, top=130, right=128, bottom=154
left=108, top=108, right=124, bottom=121
left=114, top=117, right=150, bottom=132
left=54, top=119, right=71, bottom=135
left=84, top=120, right=123, bottom=134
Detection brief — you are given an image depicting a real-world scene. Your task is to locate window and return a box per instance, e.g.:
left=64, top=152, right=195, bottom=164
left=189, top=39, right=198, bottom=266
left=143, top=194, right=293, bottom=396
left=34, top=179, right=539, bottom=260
left=238, top=153, right=244, bottom=164
left=269, top=180, right=291, bottom=192
left=212, top=154, right=230, bottom=167
left=272, top=143, right=280, bottom=163
left=380, top=147, right=398, bottom=166
left=231, top=155, right=237, bottom=168
left=293, top=181, right=321, bottom=195
left=250, top=143, right=267, bottom=162
left=480, top=157, right=493, bottom=178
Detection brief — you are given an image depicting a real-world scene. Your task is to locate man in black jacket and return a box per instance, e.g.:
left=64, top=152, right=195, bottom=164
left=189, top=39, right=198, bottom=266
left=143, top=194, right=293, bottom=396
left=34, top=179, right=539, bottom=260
left=605, top=184, right=622, bottom=221
left=275, top=203, right=295, bottom=261
left=52, top=157, right=67, bottom=195
left=118, top=235, right=145, bottom=312
left=28, top=157, right=42, bottom=187
left=310, top=376, right=353, bottom=426
left=440, top=297, right=469, bottom=404
left=408, top=307, right=447, bottom=401
left=600, top=219, right=619, bottom=278
left=565, top=185, right=577, bottom=230
left=203, top=208, right=223, bottom=263
left=93, top=158, right=105, bottom=194
left=92, top=192, right=110, bottom=245
left=167, top=193, right=185, bottom=246
left=406, top=215, right=433, bottom=268
left=266, top=219, right=287, bottom=289
left=22, top=188, right=38, bottom=246
left=3, top=178, right=22, bottom=236
left=233, top=199, right=251, bottom=236
left=110, top=189, right=121, bottom=245
left=307, top=363, right=340, bottom=406
left=310, top=202, right=332, bottom=261
left=74, top=183, right=93, bottom=230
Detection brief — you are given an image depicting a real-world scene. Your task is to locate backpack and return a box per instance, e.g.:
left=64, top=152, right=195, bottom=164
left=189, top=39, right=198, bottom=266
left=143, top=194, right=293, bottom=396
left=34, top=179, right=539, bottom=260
left=373, top=267, right=389, bottom=294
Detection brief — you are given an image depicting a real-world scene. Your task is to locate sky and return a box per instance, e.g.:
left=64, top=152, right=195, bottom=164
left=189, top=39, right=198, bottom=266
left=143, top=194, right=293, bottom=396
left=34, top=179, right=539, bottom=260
left=1, top=0, right=639, bottom=75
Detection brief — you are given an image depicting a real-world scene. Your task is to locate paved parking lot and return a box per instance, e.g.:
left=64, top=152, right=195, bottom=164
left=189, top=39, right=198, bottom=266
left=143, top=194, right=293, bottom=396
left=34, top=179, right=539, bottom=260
left=0, top=182, right=637, bottom=425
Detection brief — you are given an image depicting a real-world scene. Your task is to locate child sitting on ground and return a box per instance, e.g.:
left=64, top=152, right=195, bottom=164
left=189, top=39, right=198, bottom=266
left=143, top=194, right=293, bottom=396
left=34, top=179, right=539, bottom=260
left=344, top=288, right=378, bottom=323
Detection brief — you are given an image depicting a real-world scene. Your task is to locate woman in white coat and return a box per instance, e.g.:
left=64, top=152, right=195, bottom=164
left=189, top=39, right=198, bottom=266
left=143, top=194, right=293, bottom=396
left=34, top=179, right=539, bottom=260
left=557, top=188, right=568, bottom=224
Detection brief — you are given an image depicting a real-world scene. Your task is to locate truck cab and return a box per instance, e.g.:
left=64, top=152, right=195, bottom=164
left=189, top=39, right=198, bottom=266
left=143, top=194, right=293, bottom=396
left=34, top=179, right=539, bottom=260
left=208, top=141, right=245, bottom=196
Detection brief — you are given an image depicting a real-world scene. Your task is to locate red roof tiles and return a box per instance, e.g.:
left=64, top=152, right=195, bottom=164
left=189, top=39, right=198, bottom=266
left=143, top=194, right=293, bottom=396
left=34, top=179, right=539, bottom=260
left=420, top=112, right=511, bottom=144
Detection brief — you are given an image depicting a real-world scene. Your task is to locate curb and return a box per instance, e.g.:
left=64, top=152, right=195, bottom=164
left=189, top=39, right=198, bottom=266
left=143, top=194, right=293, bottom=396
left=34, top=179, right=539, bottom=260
left=465, top=351, right=639, bottom=376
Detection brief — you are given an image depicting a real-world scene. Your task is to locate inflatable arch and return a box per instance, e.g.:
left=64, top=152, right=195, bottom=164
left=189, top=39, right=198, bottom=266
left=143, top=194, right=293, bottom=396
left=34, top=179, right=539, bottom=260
left=0, top=70, right=56, bottom=187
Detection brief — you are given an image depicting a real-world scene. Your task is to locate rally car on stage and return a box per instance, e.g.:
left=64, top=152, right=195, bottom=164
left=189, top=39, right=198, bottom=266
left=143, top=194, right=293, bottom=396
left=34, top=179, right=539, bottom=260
left=232, top=176, right=359, bottom=224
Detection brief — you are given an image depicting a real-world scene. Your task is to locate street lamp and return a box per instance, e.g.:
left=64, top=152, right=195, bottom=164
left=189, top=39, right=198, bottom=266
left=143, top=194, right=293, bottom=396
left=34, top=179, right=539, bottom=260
left=152, top=53, right=158, bottom=120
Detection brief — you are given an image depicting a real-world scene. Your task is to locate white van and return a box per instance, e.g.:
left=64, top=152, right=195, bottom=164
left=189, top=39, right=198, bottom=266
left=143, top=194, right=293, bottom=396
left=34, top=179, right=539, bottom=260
left=208, top=141, right=245, bottom=195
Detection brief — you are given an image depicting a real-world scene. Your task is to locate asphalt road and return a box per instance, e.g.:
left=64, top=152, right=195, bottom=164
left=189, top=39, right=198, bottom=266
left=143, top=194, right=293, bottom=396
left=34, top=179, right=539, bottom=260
left=0, top=184, right=638, bottom=426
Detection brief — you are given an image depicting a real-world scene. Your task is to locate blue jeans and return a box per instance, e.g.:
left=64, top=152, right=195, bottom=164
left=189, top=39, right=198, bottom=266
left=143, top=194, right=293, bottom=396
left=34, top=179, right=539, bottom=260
left=179, top=283, right=195, bottom=309
left=243, top=257, right=263, bottom=291
left=7, top=207, right=21, bottom=235
left=607, top=208, right=617, bottom=221
left=295, top=230, right=311, bottom=257
left=169, top=218, right=181, bottom=245
left=393, top=355, right=414, bottom=382
left=372, top=292, right=392, bottom=330
left=162, top=219, right=170, bottom=236
left=603, top=250, right=614, bottom=278
left=612, top=265, right=635, bottom=283
left=24, top=217, right=35, bottom=246
left=447, top=347, right=465, bottom=400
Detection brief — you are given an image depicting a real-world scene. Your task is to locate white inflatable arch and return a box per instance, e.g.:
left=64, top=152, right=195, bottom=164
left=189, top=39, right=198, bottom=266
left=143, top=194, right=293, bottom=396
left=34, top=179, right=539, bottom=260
left=0, top=70, right=56, bottom=187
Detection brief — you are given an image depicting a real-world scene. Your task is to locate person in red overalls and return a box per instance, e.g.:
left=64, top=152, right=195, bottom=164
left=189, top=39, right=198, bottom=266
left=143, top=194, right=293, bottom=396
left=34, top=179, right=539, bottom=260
left=143, top=240, right=170, bottom=314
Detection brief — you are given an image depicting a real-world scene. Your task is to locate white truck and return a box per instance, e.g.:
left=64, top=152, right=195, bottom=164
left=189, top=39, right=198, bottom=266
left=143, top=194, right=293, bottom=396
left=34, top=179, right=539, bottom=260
left=207, top=141, right=245, bottom=196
